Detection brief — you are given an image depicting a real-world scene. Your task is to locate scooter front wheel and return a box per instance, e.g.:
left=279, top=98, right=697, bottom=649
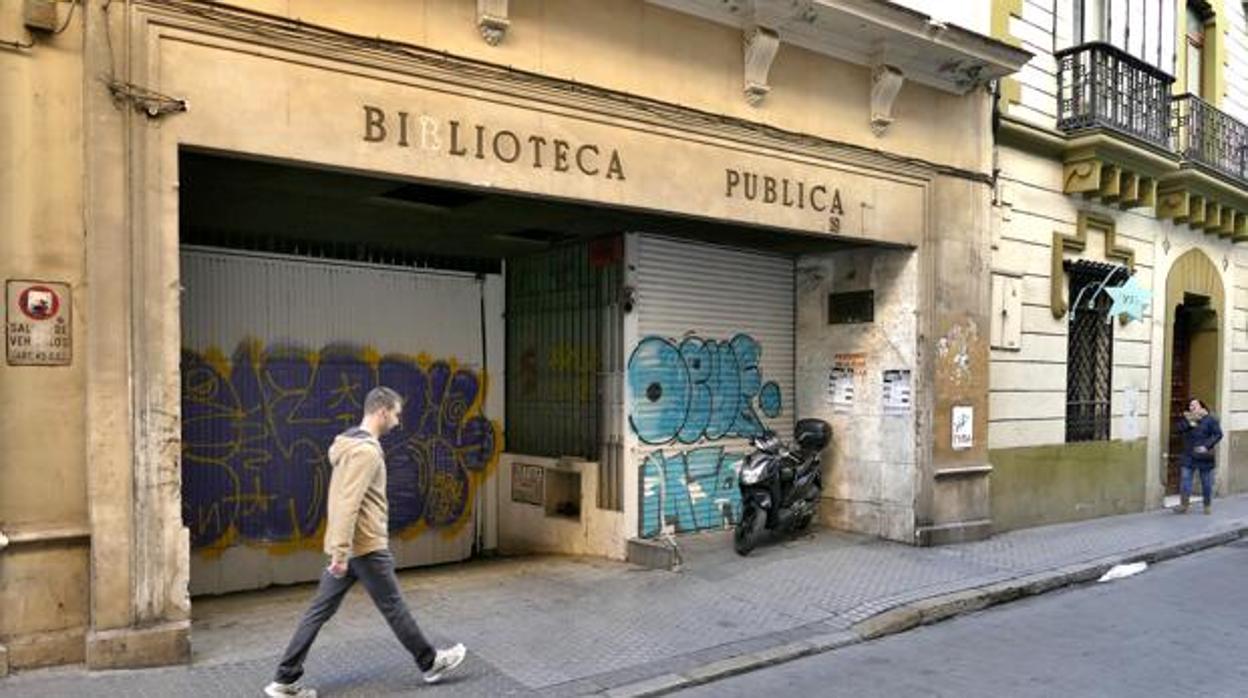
left=733, top=503, right=763, bottom=556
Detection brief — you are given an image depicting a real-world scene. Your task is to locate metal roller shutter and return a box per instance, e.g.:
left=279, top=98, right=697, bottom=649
left=631, top=235, right=795, bottom=537
left=180, top=248, right=502, bottom=594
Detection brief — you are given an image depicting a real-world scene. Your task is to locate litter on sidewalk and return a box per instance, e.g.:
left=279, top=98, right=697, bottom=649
left=1097, top=562, right=1148, bottom=582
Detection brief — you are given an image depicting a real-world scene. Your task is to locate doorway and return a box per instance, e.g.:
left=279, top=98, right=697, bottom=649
left=1166, top=294, right=1218, bottom=494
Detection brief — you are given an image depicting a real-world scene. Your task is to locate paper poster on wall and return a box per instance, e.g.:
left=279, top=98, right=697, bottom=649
left=952, top=405, right=973, bottom=450
left=833, top=352, right=866, bottom=374
left=827, top=353, right=866, bottom=413
left=882, top=369, right=912, bottom=415
left=827, top=368, right=855, bottom=411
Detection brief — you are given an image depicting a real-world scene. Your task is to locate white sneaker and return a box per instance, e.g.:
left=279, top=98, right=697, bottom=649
left=264, top=680, right=317, bottom=698
left=423, top=643, right=467, bottom=684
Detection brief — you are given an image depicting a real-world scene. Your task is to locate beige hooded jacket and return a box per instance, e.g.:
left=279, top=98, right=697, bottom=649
left=324, top=427, right=389, bottom=565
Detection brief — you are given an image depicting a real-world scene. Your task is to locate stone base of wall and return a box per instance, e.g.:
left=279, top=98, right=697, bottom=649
left=85, top=621, right=190, bottom=670
left=819, top=499, right=915, bottom=544
left=1227, top=431, right=1248, bottom=494
left=915, top=519, right=993, bottom=546
left=4, top=627, right=85, bottom=671
left=990, top=439, right=1147, bottom=532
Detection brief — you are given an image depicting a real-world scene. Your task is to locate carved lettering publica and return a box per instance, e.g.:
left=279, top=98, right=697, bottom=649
left=363, top=105, right=625, bottom=181
left=724, top=168, right=845, bottom=233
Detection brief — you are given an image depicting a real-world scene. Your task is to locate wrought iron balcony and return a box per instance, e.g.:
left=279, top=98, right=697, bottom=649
left=1174, top=94, right=1248, bottom=184
left=1055, top=42, right=1174, bottom=150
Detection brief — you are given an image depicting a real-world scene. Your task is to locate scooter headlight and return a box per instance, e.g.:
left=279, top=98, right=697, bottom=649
left=739, top=456, right=767, bottom=485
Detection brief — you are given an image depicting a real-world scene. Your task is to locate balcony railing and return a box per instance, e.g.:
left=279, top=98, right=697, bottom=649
left=1055, top=42, right=1174, bottom=150
left=1174, top=94, right=1248, bottom=183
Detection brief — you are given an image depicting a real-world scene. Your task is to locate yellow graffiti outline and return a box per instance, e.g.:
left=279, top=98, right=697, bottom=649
left=183, top=341, right=259, bottom=558
left=190, top=340, right=366, bottom=556
left=186, top=340, right=502, bottom=555
left=387, top=356, right=504, bottom=542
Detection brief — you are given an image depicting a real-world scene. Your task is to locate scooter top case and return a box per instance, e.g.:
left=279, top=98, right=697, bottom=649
left=794, top=418, right=831, bottom=452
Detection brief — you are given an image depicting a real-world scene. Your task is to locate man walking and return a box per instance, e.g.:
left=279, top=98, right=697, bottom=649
left=265, top=387, right=467, bottom=698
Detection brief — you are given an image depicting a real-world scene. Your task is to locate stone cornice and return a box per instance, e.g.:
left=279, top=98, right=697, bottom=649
left=996, top=115, right=1066, bottom=157
left=126, top=0, right=998, bottom=187
left=646, top=0, right=1031, bottom=96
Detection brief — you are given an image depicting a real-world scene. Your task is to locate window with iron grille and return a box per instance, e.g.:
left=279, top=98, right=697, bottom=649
left=1065, top=261, right=1120, bottom=442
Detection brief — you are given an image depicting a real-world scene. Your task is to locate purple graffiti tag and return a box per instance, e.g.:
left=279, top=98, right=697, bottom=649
left=180, top=343, right=499, bottom=551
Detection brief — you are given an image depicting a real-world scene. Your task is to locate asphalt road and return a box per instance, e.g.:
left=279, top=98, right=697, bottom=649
left=676, top=541, right=1248, bottom=698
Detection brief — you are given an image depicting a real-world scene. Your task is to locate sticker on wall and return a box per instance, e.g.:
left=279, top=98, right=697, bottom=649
left=6, top=280, right=71, bottom=366
left=511, top=462, right=545, bottom=507
left=1122, top=387, right=1139, bottom=441
left=882, top=369, right=912, bottom=415
left=952, top=405, right=974, bottom=450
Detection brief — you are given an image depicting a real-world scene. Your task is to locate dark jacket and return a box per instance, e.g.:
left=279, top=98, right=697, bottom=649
left=1177, top=413, right=1223, bottom=470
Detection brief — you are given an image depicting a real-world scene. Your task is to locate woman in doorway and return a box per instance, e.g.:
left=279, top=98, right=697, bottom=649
left=1175, top=398, right=1223, bottom=514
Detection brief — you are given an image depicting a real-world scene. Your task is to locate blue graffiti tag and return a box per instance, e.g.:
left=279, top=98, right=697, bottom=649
left=628, top=333, right=782, bottom=537
left=181, top=342, right=498, bottom=551
left=639, top=447, right=745, bottom=537
left=628, top=334, right=781, bottom=445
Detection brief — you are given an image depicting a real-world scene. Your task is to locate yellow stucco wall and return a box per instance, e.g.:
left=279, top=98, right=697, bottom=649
left=0, top=0, right=90, bottom=667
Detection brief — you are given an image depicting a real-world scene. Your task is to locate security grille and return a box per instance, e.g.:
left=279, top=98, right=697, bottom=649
left=505, top=238, right=625, bottom=510
left=1065, top=261, right=1121, bottom=442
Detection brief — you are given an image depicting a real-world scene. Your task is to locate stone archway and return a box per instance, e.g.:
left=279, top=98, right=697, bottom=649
left=1161, top=249, right=1224, bottom=495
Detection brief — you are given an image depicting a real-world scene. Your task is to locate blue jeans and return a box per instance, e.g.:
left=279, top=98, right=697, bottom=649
left=1180, top=465, right=1214, bottom=506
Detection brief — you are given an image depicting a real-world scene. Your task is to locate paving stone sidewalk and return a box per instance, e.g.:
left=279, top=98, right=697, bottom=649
left=5, top=495, right=1248, bottom=697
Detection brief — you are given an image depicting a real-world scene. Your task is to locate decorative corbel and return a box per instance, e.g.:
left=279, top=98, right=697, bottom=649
left=870, top=64, right=905, bottom=136
left=743, top=26, right=780, bottom=106
left=477, top=0, right=509, bottom=46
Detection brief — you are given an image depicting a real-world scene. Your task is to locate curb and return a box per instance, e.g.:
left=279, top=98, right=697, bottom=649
left=601, top=524, right=1248, bottom=697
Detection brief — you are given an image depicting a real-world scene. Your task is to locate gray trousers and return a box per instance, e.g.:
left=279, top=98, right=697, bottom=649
left=274, top=549, right=436, bottom=683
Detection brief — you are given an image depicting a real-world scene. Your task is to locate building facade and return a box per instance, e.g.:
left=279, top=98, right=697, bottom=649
left=988, top=0, right=1248, bottom=530
left=0, top=0, right=1027, bottom=672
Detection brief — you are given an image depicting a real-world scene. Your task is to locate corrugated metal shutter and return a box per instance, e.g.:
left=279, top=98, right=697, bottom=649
left=180, top=247, right=502, bottom=595
left=631, top=235, right=794, bottom=537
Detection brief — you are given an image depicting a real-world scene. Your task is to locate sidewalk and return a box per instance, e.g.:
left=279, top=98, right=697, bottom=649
left=5, top=495, right=1248, bottom=697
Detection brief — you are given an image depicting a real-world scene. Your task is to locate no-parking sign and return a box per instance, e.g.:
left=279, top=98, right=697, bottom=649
left=7, top=280, right=71, bottom=366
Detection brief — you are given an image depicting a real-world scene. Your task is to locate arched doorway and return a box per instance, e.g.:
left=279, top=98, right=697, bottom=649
left=1162, top=249, right=1224, bottom=495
